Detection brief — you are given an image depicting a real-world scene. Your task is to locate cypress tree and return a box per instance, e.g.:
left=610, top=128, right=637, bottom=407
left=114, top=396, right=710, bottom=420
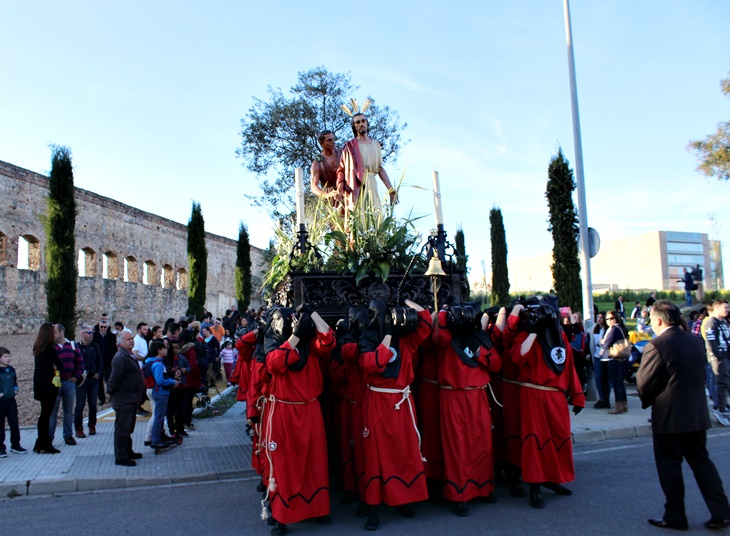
left=546, top=148, right=582, bottom=311
left=45, top=145, right=77, bottom=330
left=235, top=221, right=252, bottom=311
left=489, top=207, right=510, bottom=306
left=454, top=227, right=470, bottom=300
left=187, top=202, right=208, bottom=318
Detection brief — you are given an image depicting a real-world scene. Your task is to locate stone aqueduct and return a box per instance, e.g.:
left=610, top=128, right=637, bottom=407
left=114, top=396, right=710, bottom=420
left=0, top=160, right=264, bottom=335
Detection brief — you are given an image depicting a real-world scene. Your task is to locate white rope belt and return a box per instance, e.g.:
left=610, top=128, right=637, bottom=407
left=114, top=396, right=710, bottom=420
left=501, top=377, right=561, bottom=392
left=439, top=384, right=483, bottom=391
left=439, top=383, right=503, bottom=408
left=365, top=385, right=425, bottom=461
left=421, top=377, right=439, bottom=386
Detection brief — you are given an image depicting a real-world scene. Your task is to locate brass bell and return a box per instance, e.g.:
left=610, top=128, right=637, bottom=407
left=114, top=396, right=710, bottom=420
left=424, top=252, right=446, bottom=277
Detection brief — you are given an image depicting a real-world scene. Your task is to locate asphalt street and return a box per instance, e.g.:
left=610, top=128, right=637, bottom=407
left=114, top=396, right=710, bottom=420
left=3, top=430, right=730, bottom=536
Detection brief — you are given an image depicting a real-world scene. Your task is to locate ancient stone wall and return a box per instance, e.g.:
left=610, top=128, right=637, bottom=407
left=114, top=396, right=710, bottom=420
left=0, top=160, right=265, bottom=334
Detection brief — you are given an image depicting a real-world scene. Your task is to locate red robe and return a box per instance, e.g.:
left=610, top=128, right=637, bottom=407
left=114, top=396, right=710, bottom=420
left=233, top=331, right=257, bottom=402
left=329, top=353, right=356, bottom=494
left=434, top=311, right=502, bottom=501
left=360, top=309, right=431, bottom=506
left=342, top=341, right=367, bottom=497
left=500, top=316, right=524, bottom=467
left=416, top=337, right=443, bottom=481
left=263, top=329, right=335, bottom=524
left=248, top=359, right=270, bottom=477
left=511, top=324, right=586, bottom=484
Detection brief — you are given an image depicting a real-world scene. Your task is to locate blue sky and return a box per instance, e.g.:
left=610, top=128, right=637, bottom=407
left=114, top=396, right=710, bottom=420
left=2, top=1, right=729, bottom=287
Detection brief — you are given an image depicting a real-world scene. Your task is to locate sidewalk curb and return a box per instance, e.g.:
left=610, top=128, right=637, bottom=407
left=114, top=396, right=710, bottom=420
left=572, top=423, right=652, bottom=444
left=1, top=468, right=258, bottom=499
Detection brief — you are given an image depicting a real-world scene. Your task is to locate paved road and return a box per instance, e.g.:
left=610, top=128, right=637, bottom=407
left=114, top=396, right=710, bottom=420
left=4, top=430, right=730, bottom=536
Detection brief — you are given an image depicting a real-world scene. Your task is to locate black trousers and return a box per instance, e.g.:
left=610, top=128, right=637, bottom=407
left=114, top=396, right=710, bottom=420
left=0, top=398, right=21, bottom=449
left=34, top=396, right=56, bottom=450
left=166, top=389, right=185, bottom=435
left=113, top=403, right=137, bottom=462
left=653, top=430, right=730, bottom=524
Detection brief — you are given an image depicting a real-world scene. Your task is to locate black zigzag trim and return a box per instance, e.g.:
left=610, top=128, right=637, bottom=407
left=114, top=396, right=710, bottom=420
left=270, top=486, right=329, bottom=509
left=520, top=434, right=572, bottom=452
left=444, top=478, right=495, bottom=494
left=365, top=471, right=425, bottom=490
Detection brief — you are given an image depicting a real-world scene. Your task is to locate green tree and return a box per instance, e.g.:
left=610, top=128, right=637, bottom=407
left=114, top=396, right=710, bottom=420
left=45, top=145, right=77, bottom=329
left=688, top=69, right=730, bottom=181
left=235, top=221, right=252, bottom=311
left=454, top=227, right=470, bottom=300
left=237, top=66, right=408, bottom=221
left=546, top=148, right=582, bottom=311
left=186, top=202, right=208, bottom=318
left=489, top=207, right=510, bottom=306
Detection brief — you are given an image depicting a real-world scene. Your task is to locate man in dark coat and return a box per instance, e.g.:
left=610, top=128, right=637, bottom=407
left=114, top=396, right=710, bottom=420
left=637, top=300, right=730, bottom=531
left=107, top=331, right=145, bottom=467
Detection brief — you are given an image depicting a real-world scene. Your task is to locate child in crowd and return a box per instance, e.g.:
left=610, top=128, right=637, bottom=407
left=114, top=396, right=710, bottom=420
left=0, top=347, right=27, bottom=457
left=219, top=340, right=237, bottom=387
left=144, top=340, right=179, bottom=449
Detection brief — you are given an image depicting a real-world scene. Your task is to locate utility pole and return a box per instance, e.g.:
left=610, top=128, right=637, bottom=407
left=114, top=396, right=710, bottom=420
left=562, top=0, right=594, bottom=322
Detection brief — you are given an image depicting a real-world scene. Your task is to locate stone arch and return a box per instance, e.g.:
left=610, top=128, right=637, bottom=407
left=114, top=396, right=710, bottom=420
left=0, top=231, right=8, bottom=266
left=102, top=251, right=119, bottom=279
left=78, top=247, right=97, bottom=277
left=124, top=256, right=138, bottom=282
left=161, top=264, right=174, bottom=288
left=176, top=268, right=188, bottom=290
left=143, top=260, right=157, bottom=286
left=18, top=234, right=41, bottom=271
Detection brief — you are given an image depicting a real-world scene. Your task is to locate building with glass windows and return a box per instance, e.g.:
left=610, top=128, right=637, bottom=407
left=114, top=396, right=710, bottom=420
left=507, top=230, right=723, bottom=293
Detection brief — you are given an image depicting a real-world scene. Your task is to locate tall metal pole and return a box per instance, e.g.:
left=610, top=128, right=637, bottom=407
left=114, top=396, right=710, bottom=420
left=562, top=0, right=594, bottom=322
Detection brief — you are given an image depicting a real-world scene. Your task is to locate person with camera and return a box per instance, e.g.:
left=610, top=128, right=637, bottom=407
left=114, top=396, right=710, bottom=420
left=261, top=305, right=335, bottom=535
left=509, top=298, right=585, bottom=509
left=433, top=304, right=502, bottom=517
left=357, top=299, right=431, bottom=531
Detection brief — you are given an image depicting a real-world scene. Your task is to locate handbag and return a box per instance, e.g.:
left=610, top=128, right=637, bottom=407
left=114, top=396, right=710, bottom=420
left=608, top=328, right=631, bottom=361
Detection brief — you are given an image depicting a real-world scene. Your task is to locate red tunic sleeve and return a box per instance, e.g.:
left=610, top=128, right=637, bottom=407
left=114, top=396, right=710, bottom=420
left=502, top=314, right=521, bottom=357
left=360, top=344, right=395, bottom=375
left=433, top=311, right=451, bottom=349
left=266, top=342, right=300, bottom=375
left=475, top=345, right=502, bottom=373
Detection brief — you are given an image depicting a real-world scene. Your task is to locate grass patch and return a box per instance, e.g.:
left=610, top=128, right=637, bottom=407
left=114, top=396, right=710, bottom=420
left=193, top=389, right=239, bottom=419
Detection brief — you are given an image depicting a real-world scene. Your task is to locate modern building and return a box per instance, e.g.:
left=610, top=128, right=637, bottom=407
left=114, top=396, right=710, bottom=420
left=508, top=230, right=723, bottom=293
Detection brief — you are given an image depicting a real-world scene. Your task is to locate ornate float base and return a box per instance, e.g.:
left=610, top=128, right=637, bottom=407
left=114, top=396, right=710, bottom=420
left=275, top=269, right=467, bottom=326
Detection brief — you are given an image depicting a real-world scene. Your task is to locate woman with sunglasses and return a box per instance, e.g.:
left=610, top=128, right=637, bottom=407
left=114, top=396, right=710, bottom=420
left=599, top=311, right=629, bottom=414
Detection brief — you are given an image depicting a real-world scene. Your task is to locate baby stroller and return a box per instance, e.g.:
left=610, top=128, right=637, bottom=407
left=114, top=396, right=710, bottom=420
left=625, top=339, right=650, bottom=384
left=195, top=384, right=212, bottom=408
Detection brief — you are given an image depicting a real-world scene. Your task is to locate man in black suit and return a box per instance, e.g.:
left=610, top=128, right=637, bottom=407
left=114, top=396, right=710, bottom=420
left=637, top=300, right=730, bottom=531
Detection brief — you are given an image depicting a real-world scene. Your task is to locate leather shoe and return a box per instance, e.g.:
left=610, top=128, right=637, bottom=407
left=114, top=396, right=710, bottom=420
left=648, top=518, right=688, bottom=531
left=542, top=482, right=572, bottom=496
left=705, top=518, right=730, bottom=530
left=129, top=452, right=143, bottom=460
left=115, top=459, right=136, bottom=467
left=454, top=502, right=470, bottom=517
left=64, top=437, right=77, bottom=446
left=530, top=489, right=545, bottom=509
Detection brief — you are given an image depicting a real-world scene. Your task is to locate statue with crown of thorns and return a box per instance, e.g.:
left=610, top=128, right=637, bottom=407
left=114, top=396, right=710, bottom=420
left=337, top=98, right=398, bottom=215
